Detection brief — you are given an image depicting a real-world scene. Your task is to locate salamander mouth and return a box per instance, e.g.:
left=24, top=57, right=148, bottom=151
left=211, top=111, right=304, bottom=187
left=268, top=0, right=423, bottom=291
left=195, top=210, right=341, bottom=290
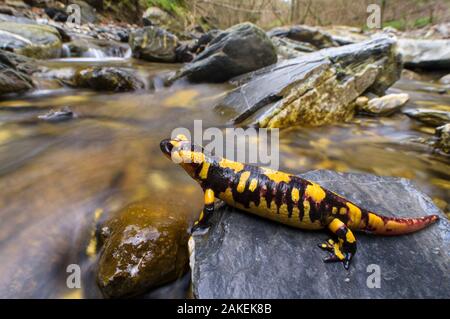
left=160, top=139, right=174, bottom=156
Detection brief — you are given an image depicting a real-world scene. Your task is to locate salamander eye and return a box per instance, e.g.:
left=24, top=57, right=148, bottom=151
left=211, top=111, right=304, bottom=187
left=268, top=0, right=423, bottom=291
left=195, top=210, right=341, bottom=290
left=160, top=139, right=174, bottom=154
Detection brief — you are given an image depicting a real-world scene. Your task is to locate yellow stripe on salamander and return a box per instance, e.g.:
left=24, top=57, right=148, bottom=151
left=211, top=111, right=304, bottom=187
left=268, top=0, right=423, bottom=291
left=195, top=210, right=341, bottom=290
left=261, top=167, right=291, bottom=183
left=346, top=202, right=362, bottom=228
left=248, top=178, right=258, bottom=192
left=219, top=158, right=244, bottom=173
left=199, top=162, right=210, bottom=180
left=237, top=171, right=251, bottom=193
left=305, top=183, right=326, bottom=203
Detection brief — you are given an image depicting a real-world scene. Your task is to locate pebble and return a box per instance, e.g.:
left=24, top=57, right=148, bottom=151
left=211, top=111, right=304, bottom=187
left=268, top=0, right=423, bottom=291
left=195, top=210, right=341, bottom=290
left=38, top=107, right=77, bottom=122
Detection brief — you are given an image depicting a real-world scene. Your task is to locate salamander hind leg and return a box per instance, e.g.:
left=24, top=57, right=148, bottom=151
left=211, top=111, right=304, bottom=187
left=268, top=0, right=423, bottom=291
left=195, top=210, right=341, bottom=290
left=191, top=188, right=215, bottom=234
left=318, top=218, right=357, bottom=270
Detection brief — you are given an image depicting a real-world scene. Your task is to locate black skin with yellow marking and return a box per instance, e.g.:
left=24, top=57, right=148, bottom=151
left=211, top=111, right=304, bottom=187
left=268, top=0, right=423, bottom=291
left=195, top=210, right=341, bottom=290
left=160, top=135, right=439, bottom=270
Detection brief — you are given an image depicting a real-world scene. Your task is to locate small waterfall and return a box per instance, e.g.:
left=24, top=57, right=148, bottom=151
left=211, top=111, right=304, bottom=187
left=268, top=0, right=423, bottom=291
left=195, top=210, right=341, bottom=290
left=61, top=43, right=71, bottom=58
left=54, top=40, right=131, bottom=61
left=83, top=47, right=106, bottom=58
left=123, top=47, right=132, bottom=59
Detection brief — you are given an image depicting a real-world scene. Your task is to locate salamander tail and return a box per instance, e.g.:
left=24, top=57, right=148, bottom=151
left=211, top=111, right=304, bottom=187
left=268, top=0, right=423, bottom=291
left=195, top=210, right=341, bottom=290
left=361, top=212, right=439, bottom=235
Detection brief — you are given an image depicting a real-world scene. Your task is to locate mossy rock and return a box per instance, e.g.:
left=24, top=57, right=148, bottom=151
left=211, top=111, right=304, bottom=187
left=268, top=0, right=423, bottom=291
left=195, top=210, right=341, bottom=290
left=0, top=22, right=62, bottom=59
left=72, top=67, right=145, bottom=92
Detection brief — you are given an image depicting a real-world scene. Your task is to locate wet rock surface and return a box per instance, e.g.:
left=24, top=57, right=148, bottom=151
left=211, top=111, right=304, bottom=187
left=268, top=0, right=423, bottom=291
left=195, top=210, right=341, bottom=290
left=435, top=124, right=450, bottom=153
left=96, top=200, right=190, bottom=298
left=0, top=22, right=62, bottom=58
left=271, top=36, right=314, bottom=59
left=358, top=93, right=409, bottom=116
left=129, top=26, right=179, bottom=63
left=71, top=67, right=145, bottom=92
left=218, top=36, right=400, bottom=128
left=0, top=50, right=36, bottom=96
left=267, top=25, right=339, bottom=49
left=38, top=107, right=77, bottom=122
left=191, top=170, right=450, bottom=299
left=168, top=22, right=277, bottom=83
left=403, top=108, right=450, bottom=127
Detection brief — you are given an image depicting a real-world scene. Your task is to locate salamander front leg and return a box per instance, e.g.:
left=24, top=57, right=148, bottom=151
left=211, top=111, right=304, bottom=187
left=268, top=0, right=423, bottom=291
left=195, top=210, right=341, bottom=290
left=318, top=218, right=357, bottom=270
left=191, top=189, right=215, bottom=233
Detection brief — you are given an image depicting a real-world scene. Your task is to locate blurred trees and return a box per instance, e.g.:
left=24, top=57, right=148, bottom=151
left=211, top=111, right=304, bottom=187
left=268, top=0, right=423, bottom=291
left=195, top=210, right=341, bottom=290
left=183, top=0, right=449, bottom=29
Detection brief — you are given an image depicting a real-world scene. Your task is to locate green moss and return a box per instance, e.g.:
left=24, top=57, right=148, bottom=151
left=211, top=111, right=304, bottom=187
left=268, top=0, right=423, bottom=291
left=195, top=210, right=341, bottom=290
left=413, top=16, right=432, bottom=28
left=147, top=0, right=186, bottom=16
left=382, top=19, right=406, bottom=31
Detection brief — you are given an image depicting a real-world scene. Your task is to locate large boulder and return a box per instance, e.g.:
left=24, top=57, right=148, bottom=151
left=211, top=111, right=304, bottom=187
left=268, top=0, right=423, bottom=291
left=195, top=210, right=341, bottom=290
left=96, top=199, right=190, bottom=298
left=0, top=22, right=62, bottom=59
left=70, top=67, right=145, bottom=92
left=190, top=170, right=449, bottom=298
left=397, top=38, right=450, bottom=70
left=0, top=50, right=36, bottom=96
left=129, top=26, right=179, bottom=63
left=167, top=22, right=277, bottom=83
left=217, top=36, right=401, bottom=128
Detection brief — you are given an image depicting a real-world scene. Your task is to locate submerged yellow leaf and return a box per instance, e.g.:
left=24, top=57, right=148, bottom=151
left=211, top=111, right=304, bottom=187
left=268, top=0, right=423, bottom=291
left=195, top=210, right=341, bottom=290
left=162, top=90, right=199, bottom=108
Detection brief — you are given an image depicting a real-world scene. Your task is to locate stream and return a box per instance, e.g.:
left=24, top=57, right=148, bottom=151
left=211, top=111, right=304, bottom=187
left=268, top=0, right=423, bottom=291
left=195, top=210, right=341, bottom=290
left=0, top=53, right=449, bottom=298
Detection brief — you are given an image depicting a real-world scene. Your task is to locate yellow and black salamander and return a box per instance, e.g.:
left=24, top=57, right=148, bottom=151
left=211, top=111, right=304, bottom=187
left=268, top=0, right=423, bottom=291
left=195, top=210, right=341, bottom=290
left=160, top=134, right=439, bottom=269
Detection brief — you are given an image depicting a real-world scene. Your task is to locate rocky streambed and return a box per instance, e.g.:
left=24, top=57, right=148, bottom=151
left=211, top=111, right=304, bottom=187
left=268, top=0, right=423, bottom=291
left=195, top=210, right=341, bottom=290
left=0, top=1, right=449, bottom=299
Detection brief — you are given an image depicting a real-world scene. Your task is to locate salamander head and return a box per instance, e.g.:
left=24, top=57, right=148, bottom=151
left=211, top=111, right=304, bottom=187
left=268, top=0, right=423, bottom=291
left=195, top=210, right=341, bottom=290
left=160, top=134, right=207, bottom=178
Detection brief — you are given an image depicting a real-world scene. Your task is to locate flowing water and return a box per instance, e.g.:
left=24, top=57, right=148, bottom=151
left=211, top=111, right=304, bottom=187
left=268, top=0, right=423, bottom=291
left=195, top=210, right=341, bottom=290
left=0, top=56, right=448, bottom=298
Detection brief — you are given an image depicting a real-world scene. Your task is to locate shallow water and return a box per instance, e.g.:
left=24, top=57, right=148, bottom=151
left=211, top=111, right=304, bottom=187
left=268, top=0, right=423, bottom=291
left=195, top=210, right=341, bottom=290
left=0, top=57, right=448, bottom=298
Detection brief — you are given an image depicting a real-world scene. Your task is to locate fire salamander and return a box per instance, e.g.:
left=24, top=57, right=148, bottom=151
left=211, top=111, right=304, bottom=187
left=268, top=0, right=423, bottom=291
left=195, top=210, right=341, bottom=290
left=160, top=134, right=439, bottom=269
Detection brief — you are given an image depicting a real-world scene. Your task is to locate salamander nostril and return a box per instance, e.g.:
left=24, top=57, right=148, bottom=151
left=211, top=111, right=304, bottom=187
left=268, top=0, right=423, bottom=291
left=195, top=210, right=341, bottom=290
left=160, top=139, right=173, bottom=154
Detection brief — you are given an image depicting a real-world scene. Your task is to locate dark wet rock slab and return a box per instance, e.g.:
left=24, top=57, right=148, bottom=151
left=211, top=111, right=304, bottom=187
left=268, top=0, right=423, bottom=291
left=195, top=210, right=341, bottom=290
left=191, top=170, right=449, bottom=299
left=217, top=36, right=400, bottom=128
